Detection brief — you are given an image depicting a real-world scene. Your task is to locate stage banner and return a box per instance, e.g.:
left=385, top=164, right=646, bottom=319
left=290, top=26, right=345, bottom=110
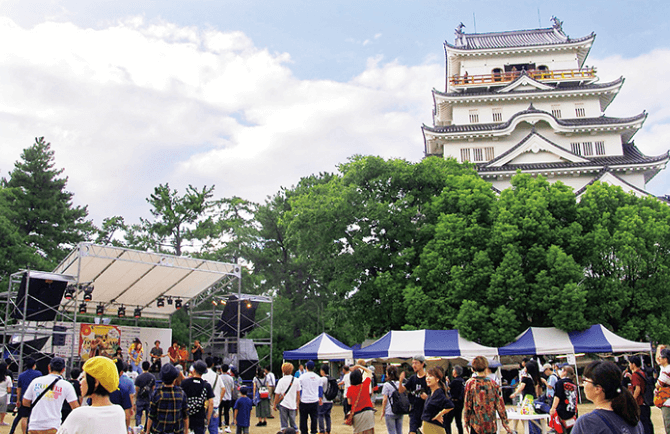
left=79, top=324, right=121, bottom=361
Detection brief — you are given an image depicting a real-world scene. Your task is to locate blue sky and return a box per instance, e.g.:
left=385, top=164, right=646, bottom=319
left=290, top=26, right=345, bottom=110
left=1, top=0, right=669, bottom=226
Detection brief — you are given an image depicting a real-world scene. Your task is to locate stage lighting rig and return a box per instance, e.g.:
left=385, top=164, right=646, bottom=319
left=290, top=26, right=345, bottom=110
left=82, top=283, right=94, bottom=302
left=167, top=296, right=173, bottom=305
left=64, top=285, right=75, bottom=300
left=175, top=298, right=182, bottom=309
left=96, top=303, right=104, bottom=316
left=134, top=307, right=142, bottom=318
left=117, top=305, right=126, bottom=318
left=157, top=297, right=165, bottom=308
left=78, top=302, right=87, bottom=314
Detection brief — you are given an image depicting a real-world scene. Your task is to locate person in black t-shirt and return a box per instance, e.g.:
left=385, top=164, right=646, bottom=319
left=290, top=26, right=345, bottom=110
left=399, top=355, right=429, bottom=434
left=181, top=360, right=214, bottom=434
left=61, top=368, right=82, bottom=422
left=445, top=366, right=465, bottom=434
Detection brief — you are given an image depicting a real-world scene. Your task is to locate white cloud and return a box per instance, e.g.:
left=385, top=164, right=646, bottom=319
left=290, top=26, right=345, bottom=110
left=0, top=17, right=442, bottom=225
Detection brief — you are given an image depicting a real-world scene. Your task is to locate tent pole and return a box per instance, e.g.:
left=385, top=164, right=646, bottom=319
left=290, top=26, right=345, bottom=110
left=572, top=355, right=582, bottom=404
left=18, top=270, right=31, bottom=376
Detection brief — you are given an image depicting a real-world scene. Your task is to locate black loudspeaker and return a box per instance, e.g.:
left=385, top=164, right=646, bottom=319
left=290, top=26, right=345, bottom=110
left=12, top=273, right=68, bottom=321
left=216, top=295, right=259, bottom=337
left=53, top=325, right=67, bottom=346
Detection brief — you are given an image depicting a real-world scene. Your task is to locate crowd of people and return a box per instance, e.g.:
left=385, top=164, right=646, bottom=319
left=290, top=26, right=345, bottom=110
left=9, top=341, right=670, bottom=434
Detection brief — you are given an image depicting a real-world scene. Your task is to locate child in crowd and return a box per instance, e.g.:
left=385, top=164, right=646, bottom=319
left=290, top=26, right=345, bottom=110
left=234, top=386, right=253, bottom=434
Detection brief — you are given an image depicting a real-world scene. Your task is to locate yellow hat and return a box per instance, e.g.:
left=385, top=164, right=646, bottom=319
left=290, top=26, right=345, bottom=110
left=83, top=356, right=119, bottom=393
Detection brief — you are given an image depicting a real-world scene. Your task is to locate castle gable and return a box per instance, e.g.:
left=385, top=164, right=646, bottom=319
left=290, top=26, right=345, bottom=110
left=486, top=131, right=588, bottom=168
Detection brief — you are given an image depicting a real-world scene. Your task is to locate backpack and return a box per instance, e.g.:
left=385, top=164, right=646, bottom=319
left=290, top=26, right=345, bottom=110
left=324, top=376, right=339, bottom=401
left=187, top=381, right=209, bottom=416
left=389, top=381, right=410, bottom=415
left=138, top=377, right=155, bottom=400
left=634, top=371, right=655, bottom=406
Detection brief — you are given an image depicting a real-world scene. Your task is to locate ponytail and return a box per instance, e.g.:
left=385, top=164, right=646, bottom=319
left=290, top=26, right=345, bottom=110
left=584, top=360, right=640, bottom=426
left=610, top=387, right=640, bottom=427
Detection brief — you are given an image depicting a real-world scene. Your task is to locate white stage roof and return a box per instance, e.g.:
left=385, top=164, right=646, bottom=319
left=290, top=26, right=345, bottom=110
left=52, top=243, right=240, bottom=318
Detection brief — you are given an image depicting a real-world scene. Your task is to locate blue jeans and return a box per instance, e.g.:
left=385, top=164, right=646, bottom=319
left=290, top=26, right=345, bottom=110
left=209, top=414, right=220, bottom=434
left=385, top=415, right=403, bottom=434
left=136, top=400, right=151, bottom=426
left=318, top=402, right=333, bottom=433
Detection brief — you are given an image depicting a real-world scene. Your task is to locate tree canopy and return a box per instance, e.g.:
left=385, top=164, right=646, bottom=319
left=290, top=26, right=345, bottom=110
left=3, top=137, right=669, bottom=363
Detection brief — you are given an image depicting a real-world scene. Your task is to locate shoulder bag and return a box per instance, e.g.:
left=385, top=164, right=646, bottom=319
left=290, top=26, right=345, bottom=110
left=345, top=385, right=363, bottom=426
left=26, top=377, right=61, bottom=432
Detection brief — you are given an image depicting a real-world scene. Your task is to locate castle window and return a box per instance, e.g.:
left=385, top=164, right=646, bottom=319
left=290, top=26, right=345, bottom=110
left=473, top=148, right=483, bottom=161
left=575, top=103, right=586, bottom=118
left=571, top=142, right=582, bottom=155
left=538, top=65, right=548, bottom=71
left=469, top=109, right=479, bottom=123
left=492, top=68, right=503, bottom=82
left=461, top=147, right=494, bottom=163
left=551, top=104, right=562, bottom=119
left=595, top=141, right=606, bottom=155
left=582, top=141, right=594, bottom=156
left=492, top=107, right=503, bottom=122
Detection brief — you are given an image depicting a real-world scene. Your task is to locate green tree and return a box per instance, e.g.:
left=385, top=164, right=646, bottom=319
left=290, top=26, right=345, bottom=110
left=3, top=137, right=93, bottom=266
left=577, top=182, right=670, bottom=343
left=125, top=183, right=215, bottom=255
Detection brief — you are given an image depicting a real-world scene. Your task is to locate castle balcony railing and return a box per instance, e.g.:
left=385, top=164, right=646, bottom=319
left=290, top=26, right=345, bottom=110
left=449, top=68, right=597, bottom=88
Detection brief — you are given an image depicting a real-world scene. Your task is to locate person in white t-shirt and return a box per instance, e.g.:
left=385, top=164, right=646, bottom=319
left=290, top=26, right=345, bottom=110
left=0, top=362, right=12, bottom=426
left=264, top=366, right=276, bottom=418
left=202, top=357, right=224, bottom=434
left=338, top=366, right=351, bottom=418
left=22, top=357, right=79, bottom=432
left=299, top=361, right=322, bottom=434
left=57, top=356, right=126, bottom=434
left=656, top=347, right=670, bottom=434
left=273, top=363, right=300, bottom=433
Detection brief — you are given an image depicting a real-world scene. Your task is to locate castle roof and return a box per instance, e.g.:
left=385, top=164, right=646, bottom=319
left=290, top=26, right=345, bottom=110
left=446, top=26, right=595, bottom=51
left=476, top=140, right=668, bottom=173
left=423, top=106, right=646, bottom=143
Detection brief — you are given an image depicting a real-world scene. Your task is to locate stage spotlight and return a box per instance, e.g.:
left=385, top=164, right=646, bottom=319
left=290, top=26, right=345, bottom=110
left=64, top=285, right=75, bottom=300
left=134, top=307, right=141, bottom=318
left=212, top=299, right=218, bottom=306
left=219, top=299, right=226, bottom=305
left=96, top=303, right=104, bottom=316
left=246, top=302, right=252, bottom=308
left=157, top=297, right=165, bottom=308
left=175, top=298, right=182, bottom=309
left=167, top=296, right=173, bottom=305
left=78, top=302, right=87, bottom=314
left=118, top=305, right=126, bottom=318
left=83, top=284, right=94, bottom=302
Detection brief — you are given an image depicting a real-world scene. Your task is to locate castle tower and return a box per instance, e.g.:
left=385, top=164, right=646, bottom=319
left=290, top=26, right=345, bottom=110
left=422, top=18, right=669, bottom=197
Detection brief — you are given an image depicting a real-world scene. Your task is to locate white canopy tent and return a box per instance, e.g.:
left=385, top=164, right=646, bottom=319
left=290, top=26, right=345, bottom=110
left=52, top=243, right=241, bottom=318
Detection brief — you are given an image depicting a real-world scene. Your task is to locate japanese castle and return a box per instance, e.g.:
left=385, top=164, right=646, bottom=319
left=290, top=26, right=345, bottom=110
left=422, top=18, right=669, bottom=197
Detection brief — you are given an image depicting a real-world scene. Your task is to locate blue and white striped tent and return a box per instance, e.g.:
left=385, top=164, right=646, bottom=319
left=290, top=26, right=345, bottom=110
left=353, top=330, right=498, bottom=359
left=498, top=324, right=651, bottom=355
left=283, top=332, right=353, bottom=360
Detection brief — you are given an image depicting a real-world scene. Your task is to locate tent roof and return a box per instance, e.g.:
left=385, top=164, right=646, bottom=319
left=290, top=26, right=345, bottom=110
left=52, top=243, right=240, bottom=318
left=498, top=324, right=651, bottom=355
left=353, top=330, right=499, bottom=359
left=283, top=333, right=353, bottom=361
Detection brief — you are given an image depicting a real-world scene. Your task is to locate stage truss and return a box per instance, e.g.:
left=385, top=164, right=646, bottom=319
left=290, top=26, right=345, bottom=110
left=0, top=243, right=273, bottom=374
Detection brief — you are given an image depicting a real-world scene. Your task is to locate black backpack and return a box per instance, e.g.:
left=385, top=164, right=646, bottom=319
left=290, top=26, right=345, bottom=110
left=634, top=371, right=655, bottom=406
left=389, top=381, right=410, bottom=415
left=324, top=376, right=339, bottom=401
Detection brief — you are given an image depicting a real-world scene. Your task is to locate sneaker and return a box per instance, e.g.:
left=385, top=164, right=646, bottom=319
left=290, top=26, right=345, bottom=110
left=256, top=422, right=264, bottom=427
left=225, top=427, right=232, bottom=433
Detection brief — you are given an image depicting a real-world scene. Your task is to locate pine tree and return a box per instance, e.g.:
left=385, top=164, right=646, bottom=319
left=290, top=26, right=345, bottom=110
left=4, top=137, right=93, bottom=266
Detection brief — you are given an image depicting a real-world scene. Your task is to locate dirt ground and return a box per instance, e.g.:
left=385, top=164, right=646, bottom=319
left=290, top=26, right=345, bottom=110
left=0, top=402, right=664, bottom=434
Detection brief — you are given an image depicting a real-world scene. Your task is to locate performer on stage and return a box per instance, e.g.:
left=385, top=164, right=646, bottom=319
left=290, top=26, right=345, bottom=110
left=128, top=338, right=144, bottom=374
left=150, top=340, right=167, bottom=372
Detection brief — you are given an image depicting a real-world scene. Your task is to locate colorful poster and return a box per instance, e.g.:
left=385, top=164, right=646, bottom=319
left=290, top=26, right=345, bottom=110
left=79, top=324, right=121, bottom=361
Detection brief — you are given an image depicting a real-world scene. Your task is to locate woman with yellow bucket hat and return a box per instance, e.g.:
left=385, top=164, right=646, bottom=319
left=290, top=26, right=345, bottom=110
left=57, top=356, right=126, bottom=434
